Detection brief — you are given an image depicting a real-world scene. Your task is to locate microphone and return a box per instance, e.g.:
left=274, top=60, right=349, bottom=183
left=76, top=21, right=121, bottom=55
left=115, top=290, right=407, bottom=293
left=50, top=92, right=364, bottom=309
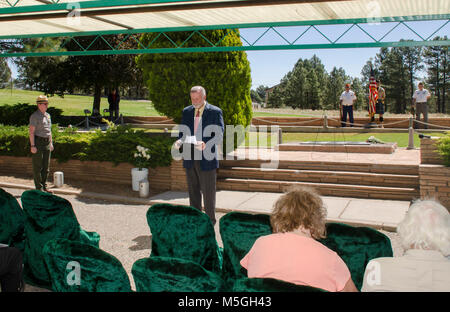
left=419, top=134, right=431, bottom=139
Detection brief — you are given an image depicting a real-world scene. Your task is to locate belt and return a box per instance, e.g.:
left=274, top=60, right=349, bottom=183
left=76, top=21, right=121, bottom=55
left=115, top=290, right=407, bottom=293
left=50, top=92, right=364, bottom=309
left=35, top=135, right=50, bottom=142
left=416, top=102, right=426, bottom=104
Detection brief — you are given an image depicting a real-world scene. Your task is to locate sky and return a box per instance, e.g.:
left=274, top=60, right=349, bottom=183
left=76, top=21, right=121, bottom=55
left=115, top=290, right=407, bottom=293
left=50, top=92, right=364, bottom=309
left=241, top=19, right=449, bottom=89
left=6, top=19, right=449, bottom=90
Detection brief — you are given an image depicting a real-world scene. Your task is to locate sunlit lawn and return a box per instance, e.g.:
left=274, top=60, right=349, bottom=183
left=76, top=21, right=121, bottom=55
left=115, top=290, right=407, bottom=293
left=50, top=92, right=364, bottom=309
left=0, top=88, right=162, bottom=116
left=140, top=129, right=445, bottom=148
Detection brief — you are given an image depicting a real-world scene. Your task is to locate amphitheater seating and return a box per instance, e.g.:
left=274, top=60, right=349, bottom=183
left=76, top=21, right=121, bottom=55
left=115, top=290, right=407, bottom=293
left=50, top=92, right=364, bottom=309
left=42, top=238, right=131, bottom=292
left=0, top=188, right=25, bottom=250
left=146, top=203, right=222, bottom=274
left=132, top=256, right=224, bottom=292
left=219, top=211, right=393, bottom=290
left=20, top=189, right=100, bottom=289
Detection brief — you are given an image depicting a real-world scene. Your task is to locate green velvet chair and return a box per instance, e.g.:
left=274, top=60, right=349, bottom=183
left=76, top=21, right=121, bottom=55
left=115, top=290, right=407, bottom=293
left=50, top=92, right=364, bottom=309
left=21, top=189, right=100, bottom=289
left=318, top=222, right=393, bottom=290
left=146, top=203, right=222, bottom=274
left=219, top=212, right=393, bottom=291
left=42, top=238, right=131, bottom=292
left=0, top=188, right=25, bottom=250
left=233, top=277, right=326, bottom=292
left=132, top=256, right=224, bottom=292
left=219, top=212, right=272, bottom=284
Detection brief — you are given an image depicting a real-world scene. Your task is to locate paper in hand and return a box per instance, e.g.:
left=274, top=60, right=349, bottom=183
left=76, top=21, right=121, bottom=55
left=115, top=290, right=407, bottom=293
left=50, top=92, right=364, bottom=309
left=184, top=136, right=198, bottom=145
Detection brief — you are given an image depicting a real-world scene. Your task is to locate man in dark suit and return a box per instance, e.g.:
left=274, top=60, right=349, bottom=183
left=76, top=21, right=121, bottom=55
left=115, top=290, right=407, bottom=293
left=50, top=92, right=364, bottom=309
left=107, top=88, right=120, bottom=122
left=174, top=86, right=224, bottom=225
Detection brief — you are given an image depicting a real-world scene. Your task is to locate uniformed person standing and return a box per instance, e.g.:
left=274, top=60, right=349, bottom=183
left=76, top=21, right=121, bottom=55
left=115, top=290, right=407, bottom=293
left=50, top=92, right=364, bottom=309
left=29, top=95, right=54, bottom=192
left=376, top=79, right=386, bottom=127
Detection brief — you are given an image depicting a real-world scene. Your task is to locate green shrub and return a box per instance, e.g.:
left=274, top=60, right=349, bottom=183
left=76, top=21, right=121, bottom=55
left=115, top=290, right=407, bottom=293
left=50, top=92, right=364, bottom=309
left=0, top=103, right=64, bottom=126
left=0, top=125, right=30, bottom=156
left=0, top=124, right=175, bottom=168
left=436, top=131, right=450, bottom=167
left=136, top=29, right=252, bottom=153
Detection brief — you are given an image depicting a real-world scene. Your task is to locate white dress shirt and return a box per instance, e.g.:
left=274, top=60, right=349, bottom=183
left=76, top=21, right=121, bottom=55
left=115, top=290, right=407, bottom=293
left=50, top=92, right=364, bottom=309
left=413, top=89, right=431, bottom=103
left=340, top=91, right=356, bottom=106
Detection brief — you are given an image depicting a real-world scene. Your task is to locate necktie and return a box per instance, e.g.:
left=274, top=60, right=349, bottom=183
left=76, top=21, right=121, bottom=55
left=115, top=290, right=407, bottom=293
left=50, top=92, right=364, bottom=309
left=194, top=109, right=200, bottom=134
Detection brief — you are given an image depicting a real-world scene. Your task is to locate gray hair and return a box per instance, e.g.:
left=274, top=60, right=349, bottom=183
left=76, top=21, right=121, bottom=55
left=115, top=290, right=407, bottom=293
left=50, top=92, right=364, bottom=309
left=190, top=86, right=206, bottom=97
left=397, top=199, right=450, bottom=256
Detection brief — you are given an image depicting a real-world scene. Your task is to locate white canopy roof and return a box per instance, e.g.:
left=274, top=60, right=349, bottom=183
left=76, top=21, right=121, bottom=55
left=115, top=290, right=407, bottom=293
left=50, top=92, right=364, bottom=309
left=1, top=0, right=449, bottom=38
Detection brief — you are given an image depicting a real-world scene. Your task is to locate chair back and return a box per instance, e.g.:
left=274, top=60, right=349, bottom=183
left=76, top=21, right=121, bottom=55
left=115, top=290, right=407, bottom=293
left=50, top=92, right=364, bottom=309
left=43, top=238, right=131, bottom=292
left=319, top=222, right=393, bottom=290
left=132, top=256, right=223, bottom=292
left=21, top=190, right=100, bottom=288
left=233, top=277, right=326, bottom=292
left=0, top=188, right=25, bottom=248
left=146, top=203, right=222, bottom=273
left=219, top=212, right=271, bottom=281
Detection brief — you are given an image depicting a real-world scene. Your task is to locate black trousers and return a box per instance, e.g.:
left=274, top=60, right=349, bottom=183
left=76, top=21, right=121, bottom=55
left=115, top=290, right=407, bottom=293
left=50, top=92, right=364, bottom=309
left=0, top=247, right=23, bottom=292
left=109, top=107, right=119, bottom=122
left=185, top=160, right=217, bottom=225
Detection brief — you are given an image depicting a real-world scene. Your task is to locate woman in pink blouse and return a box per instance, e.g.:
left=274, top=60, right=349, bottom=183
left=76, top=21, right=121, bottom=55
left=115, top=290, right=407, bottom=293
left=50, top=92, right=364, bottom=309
left=240, top=186, right=358, bottom=292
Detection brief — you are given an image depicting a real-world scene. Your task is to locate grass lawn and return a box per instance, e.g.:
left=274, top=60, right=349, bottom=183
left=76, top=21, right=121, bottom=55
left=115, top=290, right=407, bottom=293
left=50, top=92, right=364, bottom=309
left=142, top=129, right=445, bottom=148
left=0, top=88, right=162, bottom=117
left=282, top=132, right=445, bottom=148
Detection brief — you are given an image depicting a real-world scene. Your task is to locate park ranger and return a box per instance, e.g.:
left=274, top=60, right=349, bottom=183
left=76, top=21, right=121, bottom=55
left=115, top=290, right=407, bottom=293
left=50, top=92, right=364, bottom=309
left=29, top=95, right=54, bottom=192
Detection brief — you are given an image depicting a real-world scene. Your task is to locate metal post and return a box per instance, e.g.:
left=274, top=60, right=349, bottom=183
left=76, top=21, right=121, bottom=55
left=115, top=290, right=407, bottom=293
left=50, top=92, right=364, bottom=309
left=323, top=115, right=328, bottom=129
left=85, top=116, right=89, bottom=130
left=278, top=128, right=283, bottom=145
left=407, top=124, right=415, bottom=150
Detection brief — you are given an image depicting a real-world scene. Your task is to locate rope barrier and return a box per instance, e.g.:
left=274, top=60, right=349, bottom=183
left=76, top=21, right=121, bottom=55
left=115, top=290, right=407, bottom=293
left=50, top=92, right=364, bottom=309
left=252, top=117, right=323, bottom=125
left=325, top=117, right=367, bottom=127
left=125, top=116, right=174, bottom=124
left=380, top=119, right=409, bottom=126
left=414, top=119, right=450, bottom=130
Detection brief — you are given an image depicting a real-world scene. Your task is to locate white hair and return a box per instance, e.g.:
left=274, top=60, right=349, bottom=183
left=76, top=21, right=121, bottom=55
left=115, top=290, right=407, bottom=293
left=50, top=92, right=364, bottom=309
left=397, top=199, right=450, bottom=256
left=190, top=86, right=206, bottom=97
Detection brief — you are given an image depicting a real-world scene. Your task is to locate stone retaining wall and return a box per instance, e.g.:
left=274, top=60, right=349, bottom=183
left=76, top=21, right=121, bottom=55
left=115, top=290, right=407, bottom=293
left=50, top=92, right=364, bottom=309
left=419, top=138, right=450, bottom=209
left=0, top=156, right=186, bottom=192
left=419, top=164, right=450, bottom=209
left=420, top=137, right=444, bottom=165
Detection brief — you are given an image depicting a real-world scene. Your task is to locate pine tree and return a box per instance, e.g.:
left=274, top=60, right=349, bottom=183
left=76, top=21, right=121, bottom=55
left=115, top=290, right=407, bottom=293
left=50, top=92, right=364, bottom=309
left=423, top=36, right=449, bottom=113
left=326, top=67, right=349, bottom=110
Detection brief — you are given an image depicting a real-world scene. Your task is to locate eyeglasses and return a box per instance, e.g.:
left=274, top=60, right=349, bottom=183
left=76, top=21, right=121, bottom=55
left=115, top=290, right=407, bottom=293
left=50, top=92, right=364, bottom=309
left=38, top=102, right=48, bottom=105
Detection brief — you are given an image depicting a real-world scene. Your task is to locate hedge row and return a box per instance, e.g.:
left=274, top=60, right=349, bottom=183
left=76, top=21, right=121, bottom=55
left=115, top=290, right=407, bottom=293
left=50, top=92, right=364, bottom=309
left=0, top=124, right=175, bottom=168
left=0, top=103, right=65, bottom=126
left=437, top=132, right=450, bottom=167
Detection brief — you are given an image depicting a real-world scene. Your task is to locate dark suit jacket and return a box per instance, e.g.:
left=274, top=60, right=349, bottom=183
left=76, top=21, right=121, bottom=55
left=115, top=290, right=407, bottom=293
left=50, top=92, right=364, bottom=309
left=178, top=102, right=224, bottom=171
left=108, top=93, right=120, bottom=109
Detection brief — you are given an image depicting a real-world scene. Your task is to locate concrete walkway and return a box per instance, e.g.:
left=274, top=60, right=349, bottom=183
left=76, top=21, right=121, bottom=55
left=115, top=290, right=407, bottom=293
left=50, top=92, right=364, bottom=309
left=148, top=190, right=410, bottom=232
left=0, top=181, right=409, bottom=232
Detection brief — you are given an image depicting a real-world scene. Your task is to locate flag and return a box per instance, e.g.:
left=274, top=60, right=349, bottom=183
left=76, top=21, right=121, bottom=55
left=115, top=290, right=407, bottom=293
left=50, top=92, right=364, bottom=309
left=368, top=66, right=378, bottom=117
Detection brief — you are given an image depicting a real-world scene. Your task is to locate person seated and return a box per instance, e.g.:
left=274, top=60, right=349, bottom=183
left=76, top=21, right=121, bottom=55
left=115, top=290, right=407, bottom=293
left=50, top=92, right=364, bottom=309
left=362, top=199, right=450, bottom=292
left=0, top=246, right=24, bottom=292
left=240, top=186, right=358, bottom=292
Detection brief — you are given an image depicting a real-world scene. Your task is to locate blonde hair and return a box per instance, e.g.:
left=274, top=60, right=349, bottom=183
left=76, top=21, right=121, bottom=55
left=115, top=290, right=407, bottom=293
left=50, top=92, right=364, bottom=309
left=397, top=199, right=450, bottom=256
left=270, top=186, right=327, bottom=239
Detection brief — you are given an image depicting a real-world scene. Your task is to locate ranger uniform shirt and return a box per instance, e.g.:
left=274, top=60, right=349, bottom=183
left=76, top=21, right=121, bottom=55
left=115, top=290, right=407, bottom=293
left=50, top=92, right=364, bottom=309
left=29, top=110, right=52, bottom=138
